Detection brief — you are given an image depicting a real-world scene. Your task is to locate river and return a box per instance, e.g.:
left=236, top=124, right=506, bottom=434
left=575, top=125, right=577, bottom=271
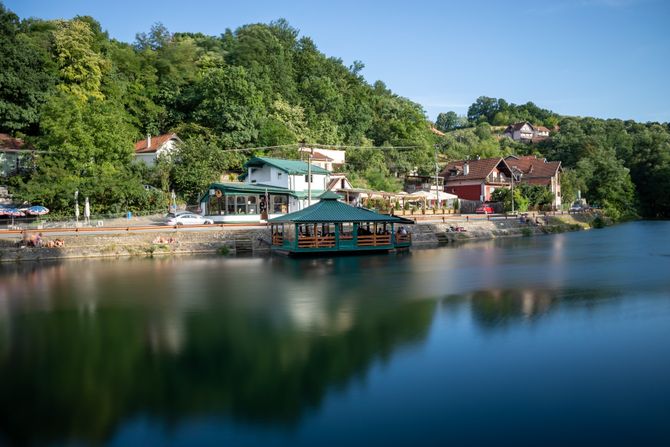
left=0, top=221, right=669, bottom=446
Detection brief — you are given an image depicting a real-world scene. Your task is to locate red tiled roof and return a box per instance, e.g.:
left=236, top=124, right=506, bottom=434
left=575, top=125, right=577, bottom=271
left=311, top=150, right=333, bottom=162
left=441, top=157, right=512, bottom=182
left=0, top=133, right=31, bottom=151
left=134, top=133, right=180, bottom=153
left=505, top=122, right=535, bottom=132
left=505, top=155, right=561, bottom=179
left=536, top=126, right=551, bottom=132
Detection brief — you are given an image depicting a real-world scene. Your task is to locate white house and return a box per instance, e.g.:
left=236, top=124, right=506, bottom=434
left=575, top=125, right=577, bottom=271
left=503, top=122, right=551, bottom=143
left=298, top=147, right=346, bottom=171
left=200, top=157, right=331, bottom=223
left=134, top=133, right=181, bottom=166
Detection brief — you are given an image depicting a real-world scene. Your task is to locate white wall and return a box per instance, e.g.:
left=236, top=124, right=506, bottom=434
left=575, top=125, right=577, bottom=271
left=246, top=165, right=290, bottom=188
left=135, top=153, right=157, bottom=166
left=291, top=173, right=328, bottom=192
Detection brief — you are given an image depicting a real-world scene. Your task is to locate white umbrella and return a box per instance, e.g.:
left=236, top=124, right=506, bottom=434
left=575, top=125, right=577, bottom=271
left=84, top=197, right=90, bottom=225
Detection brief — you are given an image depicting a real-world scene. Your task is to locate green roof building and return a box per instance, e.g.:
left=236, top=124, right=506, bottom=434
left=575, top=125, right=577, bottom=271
left=200, top=157, right=333, bottom=223
left=268, top=192, right=413, bottom=255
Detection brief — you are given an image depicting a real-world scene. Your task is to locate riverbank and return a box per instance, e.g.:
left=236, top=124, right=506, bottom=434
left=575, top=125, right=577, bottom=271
left=0, top=214, right=595, bottom=263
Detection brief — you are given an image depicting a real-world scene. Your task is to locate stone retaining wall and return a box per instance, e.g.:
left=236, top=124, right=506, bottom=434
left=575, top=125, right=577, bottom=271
left=0, top=215, right=590, bottom=263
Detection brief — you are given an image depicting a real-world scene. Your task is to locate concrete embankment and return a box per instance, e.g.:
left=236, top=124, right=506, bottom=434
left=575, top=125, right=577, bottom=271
left=0, top=214, right=593, bottom=263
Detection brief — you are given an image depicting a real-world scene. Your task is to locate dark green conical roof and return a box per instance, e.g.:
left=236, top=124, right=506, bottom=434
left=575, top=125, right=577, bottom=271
left=269, top=193, right=405, bottom=223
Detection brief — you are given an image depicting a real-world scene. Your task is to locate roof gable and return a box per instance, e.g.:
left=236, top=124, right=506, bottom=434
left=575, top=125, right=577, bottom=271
left=505, top=155, right=561, bottom=178
left=441, top=157, right=512, bottom=181
left=135, top=133, right=181, bottom=154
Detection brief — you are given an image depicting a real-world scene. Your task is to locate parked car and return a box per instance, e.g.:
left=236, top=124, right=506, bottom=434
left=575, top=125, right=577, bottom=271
left=475, top=205, right=494, bottom=214
left=165, top=210, right=191, bottom=219
left=166, top=213, right=213, bottom=226
left=569, top=202, right=588, bottom=212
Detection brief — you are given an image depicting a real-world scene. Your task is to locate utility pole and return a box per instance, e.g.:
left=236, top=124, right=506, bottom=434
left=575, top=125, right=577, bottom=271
left=307, top=147, right=313, bottom=207
left=434, top=144, right=440, bottom=209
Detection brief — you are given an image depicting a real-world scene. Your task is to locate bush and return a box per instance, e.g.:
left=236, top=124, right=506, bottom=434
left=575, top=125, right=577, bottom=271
left=592, top=215, right=605, bottom=229
left=521, top=227, right=533, bottom=237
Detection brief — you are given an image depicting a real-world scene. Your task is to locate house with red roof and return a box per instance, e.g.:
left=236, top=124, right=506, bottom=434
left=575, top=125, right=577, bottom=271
left=440, top=157, right=514, bottom=202
left=505, top=155, right=563, bottom=209
left=299, top=147, right=345, bottom=172
left=134, top=133, right=181, bottom=166
left=0, top=133, right=34, bottom=177
left=503, top=122, right=551, bottom=143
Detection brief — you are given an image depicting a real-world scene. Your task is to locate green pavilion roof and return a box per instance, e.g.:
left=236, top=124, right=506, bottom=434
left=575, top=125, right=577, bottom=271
left=243, top=157, right=330, bottom=175
left=269, top=192, right=407, bottom=223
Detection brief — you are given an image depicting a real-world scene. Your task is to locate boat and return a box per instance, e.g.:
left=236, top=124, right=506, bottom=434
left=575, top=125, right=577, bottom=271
left=268, top=191, right=413, bottom=255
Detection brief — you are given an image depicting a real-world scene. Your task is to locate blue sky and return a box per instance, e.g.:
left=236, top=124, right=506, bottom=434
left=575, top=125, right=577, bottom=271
left=6, top=0, right=670, bottom=123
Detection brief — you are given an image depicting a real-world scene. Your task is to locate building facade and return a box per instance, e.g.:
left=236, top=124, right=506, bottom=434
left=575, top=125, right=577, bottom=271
left=134, top=133, right=181, bottom=166
left=200, top=157, right=331, bottom=223
left=441, top=158, right=514, bottom=202
left=505, top=155, right=562, bottom=209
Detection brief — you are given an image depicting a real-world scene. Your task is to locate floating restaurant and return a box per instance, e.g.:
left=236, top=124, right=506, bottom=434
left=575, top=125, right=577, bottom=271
left=268, top=191, right=413, bottom=255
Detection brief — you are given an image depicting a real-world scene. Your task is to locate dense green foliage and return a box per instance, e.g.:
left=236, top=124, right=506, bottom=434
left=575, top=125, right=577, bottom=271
left=1, top=3, right=669, bottom=219
left=0, top=6, right=437, bottom=213
left=434, top=104, right=670, bottom=218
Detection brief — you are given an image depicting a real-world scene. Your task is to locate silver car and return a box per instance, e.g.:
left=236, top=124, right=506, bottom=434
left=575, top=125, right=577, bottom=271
left=166, top=213, right=214, bottom=226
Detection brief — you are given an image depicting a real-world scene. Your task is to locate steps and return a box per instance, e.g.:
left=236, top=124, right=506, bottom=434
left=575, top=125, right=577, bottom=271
left=435, top=232, right=449, bottom=244
left=234, top=237, right=253, bottom=254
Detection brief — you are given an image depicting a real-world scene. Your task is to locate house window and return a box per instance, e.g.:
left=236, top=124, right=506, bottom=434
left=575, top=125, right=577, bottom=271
left=247, top=196, right=258, bottom=214
left=271, top=195, right=288, bottom=213
left=305, top=174, right=313, bottom=183
left=277, top=172, right=282, bottom=178
left=226, top=196, right=235, bottom=214
left=236, top=196, right=247, bottom=214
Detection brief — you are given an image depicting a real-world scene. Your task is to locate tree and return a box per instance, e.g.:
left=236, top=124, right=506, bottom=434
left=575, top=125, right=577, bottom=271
left=52, top=19, right=110, bottom=101
left=15, top=92, right=143, bottom=213
left=171, top=137, right=246, bottom=202
left=0, top=4, right=55, bottom=133
left=435, top=111, right=459, bottom=132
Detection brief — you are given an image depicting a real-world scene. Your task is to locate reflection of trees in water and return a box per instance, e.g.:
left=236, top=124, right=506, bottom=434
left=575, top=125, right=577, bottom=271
left=444, top=288, right=620, bottom=330
left=0, top=295, right=435, bottom=445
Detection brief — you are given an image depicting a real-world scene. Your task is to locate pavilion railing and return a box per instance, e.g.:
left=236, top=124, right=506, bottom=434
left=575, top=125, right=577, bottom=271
left=356, top=234, right=391, bottom=247
left=297, top=235, right=336, bottom=248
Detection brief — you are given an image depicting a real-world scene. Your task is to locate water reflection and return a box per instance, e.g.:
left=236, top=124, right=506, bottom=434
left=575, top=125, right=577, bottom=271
left=0, top=258, right=437, bottom=445
left=0, top=222, right=669, bottom=445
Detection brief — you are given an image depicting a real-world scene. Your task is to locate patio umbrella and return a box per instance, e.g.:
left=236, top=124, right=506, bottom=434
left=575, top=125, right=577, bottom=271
left=5, top=208, right=24, bottom=217
left=84, top=197, right=90, bottom=225
left=3, top=208, right=24, bottom=226
left=26, top=206, right=49, bottom=216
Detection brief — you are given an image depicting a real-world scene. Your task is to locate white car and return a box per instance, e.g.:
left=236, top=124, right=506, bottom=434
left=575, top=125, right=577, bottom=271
left=166, top=214, right=213, bottom=226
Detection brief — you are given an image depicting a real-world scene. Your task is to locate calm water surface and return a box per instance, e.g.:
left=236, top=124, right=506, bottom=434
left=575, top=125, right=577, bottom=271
left=1, top=221, right=670, bottom=446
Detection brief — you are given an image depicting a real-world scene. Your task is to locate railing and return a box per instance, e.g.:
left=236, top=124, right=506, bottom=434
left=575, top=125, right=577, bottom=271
left=356, top=234, right=391, bottom=246
left=272, top=235, right=284, bottom=245
left=297, top=235, right=336, bottom=248
left=486, top=175, right=509, bottom=184
left=396, top=234, right=411, bottom=245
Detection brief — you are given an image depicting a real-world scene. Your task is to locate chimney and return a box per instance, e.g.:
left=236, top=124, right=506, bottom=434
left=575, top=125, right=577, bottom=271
left=147, top=134, right=152, bottom=149
left=463, top=162, right=469, bottom=176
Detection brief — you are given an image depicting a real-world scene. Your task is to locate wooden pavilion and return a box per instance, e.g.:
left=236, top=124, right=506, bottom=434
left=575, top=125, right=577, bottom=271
left=268, top=192, right=413, bottom=255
